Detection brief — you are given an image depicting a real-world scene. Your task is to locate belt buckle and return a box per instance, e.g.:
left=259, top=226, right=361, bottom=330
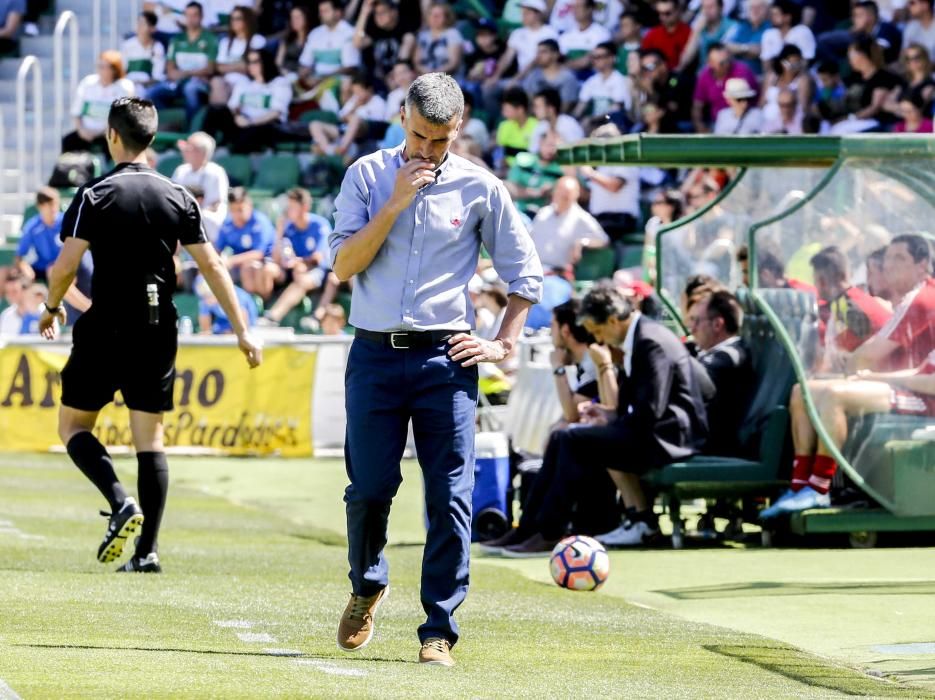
left=389, top=332, right=410, bottom=350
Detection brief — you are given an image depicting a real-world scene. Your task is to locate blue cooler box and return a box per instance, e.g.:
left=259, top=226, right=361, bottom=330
left=472, top=432, right=511, bottom=541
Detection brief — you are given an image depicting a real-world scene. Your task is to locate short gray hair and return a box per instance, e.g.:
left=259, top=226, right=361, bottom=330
left=188, top=131, right=216, bottom=160
left=405, top=72, right=464, bottom=125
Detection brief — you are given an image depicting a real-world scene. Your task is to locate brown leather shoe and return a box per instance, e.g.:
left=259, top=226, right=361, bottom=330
left=418, top=637, right=454, bottom=666
left=501, top=532, right=560, bottom=558
left=337, top=586, right=387, bottom=651
left=478, top=527, right=530, bottom=554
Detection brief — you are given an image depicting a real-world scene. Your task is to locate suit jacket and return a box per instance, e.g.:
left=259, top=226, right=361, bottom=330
left=616, top=317, right=708, bottom=465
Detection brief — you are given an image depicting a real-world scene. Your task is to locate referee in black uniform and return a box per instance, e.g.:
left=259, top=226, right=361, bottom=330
left=40, top=97, right=262, bottom=573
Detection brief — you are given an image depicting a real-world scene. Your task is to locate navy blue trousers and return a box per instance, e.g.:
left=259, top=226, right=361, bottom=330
left=344, top=336, right=477, bottom=646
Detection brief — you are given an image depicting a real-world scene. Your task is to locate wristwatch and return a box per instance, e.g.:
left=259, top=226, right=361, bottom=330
left=553, top=366, right=566, bottom=377
left=43, top=302, right=62, bottom=314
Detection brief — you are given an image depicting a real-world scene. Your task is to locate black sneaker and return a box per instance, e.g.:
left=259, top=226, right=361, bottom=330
left=97, top=498, right=144, bottom=563
left=116, top=553, right=162, bottom=573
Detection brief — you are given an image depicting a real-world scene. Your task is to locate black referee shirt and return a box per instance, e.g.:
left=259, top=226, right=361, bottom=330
left=60, top=162, right=207, bottom=325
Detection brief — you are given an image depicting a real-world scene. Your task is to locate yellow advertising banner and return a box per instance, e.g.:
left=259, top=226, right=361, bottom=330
left=0, top=344, right=316, bottom=456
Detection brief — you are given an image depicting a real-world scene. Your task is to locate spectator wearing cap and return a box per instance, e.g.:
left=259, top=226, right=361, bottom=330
left=904, top=0, right=935, bottom=61
left=816, top=0, right=902, bottom=66
left=529, top=88, right=584, bottom=153
left=713, top=77, right=763, bottom=133
left=484, top=0, right=558, bottom=107
left=760, top=44, right=813, bottom=127
left=692, top=42, right=759, bottom=133
left=760, top=0, right=816, bottom=65
left=122, top=11, right=167, bottom=93
left=353, top=0, right=415, bottom=88
left=414, top=1, right=463, bottom=75
left=559, top=0, right=612, bottom=79
left=172, top=131, right=229, bottom=213
left=521, top=39, right=581, bottom=114
left=530, top=176, right=609, bottom=276
left=641, top=0, right=692, bottom=70
left=573, top=41, right=633, bottom=123
left=722, top=0, right=770, bottom=74
left=677, top=0, right=739, bottom=74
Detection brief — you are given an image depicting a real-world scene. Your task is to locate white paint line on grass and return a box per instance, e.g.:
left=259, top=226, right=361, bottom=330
left=213, top=620, right=254, bottom=629
left=0, top=525, right=45, bottom=541
left=0, top=679, right=23, bottom=700
left=236, top=632, right=276, bottom=643
left=294, top=659, right=368, bottom=677
left=263, top=648, right=304, bottom=657
left=871, top=643, right=935, bottom=655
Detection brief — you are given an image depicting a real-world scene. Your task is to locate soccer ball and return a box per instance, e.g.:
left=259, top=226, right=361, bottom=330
left=549, top=535, right=610, bottom=591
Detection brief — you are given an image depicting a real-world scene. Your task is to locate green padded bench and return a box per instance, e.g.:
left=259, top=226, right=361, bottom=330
left=643, top=287, right=818, bottom=548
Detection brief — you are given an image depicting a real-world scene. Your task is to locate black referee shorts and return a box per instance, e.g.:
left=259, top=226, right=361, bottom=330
left=60, top=309, right=178, bottom=414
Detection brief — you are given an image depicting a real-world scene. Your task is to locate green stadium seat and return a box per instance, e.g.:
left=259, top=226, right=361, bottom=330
left=157, top=107, right=187, bottom=133
left=252, top=154, right=300, bottom=195
left=574, top=246, right=615, bottom=281
left=156, top=152, right=183, bottom=178
left=642, top=287, right=817, bottom=548
left=173, top=292, right=200, bottom=323
left=0, top=245, right=17, bottom=267
left=299, top=109, right=340, bottom=125
left=215, top=154, right=253, bottom=188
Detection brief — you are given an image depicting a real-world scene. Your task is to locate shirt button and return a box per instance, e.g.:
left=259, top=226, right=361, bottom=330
left=414, top=250, right=419, bottom=254
left=409, top=279, right=414, bottom=284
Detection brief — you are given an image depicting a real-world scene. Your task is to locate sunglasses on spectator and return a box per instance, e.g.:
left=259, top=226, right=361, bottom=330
left=906, top=53, right=926, bottom=62
left=592, top=53, right=613, bottom=60
left=641, top=61, right=660, bottom=72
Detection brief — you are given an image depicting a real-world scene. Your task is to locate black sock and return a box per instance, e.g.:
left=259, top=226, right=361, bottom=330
left=66, top=432, right=127, bottom=511
left=630, top=508, right=658, bottom=527
left=135, top=452, right=169, bottom=558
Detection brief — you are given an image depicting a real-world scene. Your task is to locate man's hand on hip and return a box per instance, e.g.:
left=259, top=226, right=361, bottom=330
left=448, top=333, right=507, bottom=367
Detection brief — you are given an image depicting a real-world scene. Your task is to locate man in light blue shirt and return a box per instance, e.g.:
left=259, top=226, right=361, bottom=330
left=330, top=72, right=542, bottom=667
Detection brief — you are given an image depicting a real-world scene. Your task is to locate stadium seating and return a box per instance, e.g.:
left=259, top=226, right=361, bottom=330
left=642, top=287, right=817, bottom=548
left=574, top=246, right=615, bottom=281
left=252, top=154, right=301, bottom=196
left=215, top=154, right=253, bottom=188
left=156, top=152, right=184, bottom=178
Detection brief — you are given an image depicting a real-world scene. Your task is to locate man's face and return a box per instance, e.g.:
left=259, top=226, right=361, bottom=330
left=884, top=242, right=929, bottom=296
left=374, top=2, right=398, bottom=29
left=319, top=1, right=339, bottom=26
left=620, top=16, right=639, bottom=40
left=574, top=0, right=593, bottom=23
left=532, top=96, right=549, bottom=120
left=536, top=43, right=557, bottom=67
left=37, top=200, right=59, bottom=224
left=539, top=133, right=559, bottom=161
left=400, top=106, right=462, bottom=169
left=909, top=0, right=931, bottom=19
left=748, top=0, right=768, bottom=23
left=475, top=29, right=497, bottom=51
left=184, top=5, right=202, bottom=30
left=184, top=142, right=207, bottom=168
left=286, top=199, right=307, bottom=224
left=500, top=101, right=521, bottom=122
left=591, top=46, right=615, bottom=72
left=656, top=1, right=678, bottom=27
left=867, top=258, right=891, bottom=298
left=137, top=15, right=153, bottom=37
left=550, top=317, right=566, bottom=349
left=583, top=316, right=626, bottom=346
left=852, top=6, right=873, bottom=32
left=708, top=48, right=731, bottom=76
left=812, top=268, right=836, bottom=302
left=229, top=201, right=253, bottom=228
left=701, top=0, right=721, bottom=22
left=687, top=298, right=717, bottom=350
left=521, top=7, right=542, bottom=27
left=4, top=280, right=22, bottom=305
left=770, top=6, right=787, bottom=27
left=639, top=55, right=664, bottom=86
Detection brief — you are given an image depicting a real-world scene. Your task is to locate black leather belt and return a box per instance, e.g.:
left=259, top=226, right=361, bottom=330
left=354, top=328, right=464, bottom=349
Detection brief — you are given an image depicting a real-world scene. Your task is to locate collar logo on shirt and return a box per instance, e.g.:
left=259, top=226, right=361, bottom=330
left=450, top=216, right=462, bottom=227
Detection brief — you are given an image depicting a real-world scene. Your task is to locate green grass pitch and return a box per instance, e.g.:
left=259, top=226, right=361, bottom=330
left=0, top=453, right=931, bottom=698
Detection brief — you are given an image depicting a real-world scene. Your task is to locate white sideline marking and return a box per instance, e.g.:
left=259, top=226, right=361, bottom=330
left=214, top=620, right=254, bottom=629
left=263, top=648, right=304, bottom=657
left=0, top=679, right=23, bottom=700
left=236, top=632, right=276, bottom=643
left=871, top=643, right=935, bottom=655
left=294, top=660, right=368, bottom=677
left=0, top=522, right=45, bottom=541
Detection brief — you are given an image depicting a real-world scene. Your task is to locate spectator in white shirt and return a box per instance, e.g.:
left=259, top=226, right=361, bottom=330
left=310, top=71, right=387, bottom=157
left=209, top=5, right=266, bottom=105
left=904, top=0, right=935, bottom=60
left=485, top=0, right=558, bottom=93
left=760, top=0, right=816, bottom=64
left=122, top=11, right=167, bottom=92
left=62, top=50, right=135, bottom=154
left=529, top=88, right=584, bottom=153
left=713, top=77, right=764, bottom=133
left=172, top=131, right=229, bottom=214
left=762, top=87, right=804, bottom=133
left=298, top=0, right=360, bottom=109
left=531, top=176, right=609, bottom=274
left=559, top=0, right=612, bottom=78
left=574, top=42, right=632, bottom=123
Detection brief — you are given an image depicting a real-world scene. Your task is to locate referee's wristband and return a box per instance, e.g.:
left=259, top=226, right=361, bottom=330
left=43, top=302, right=62, bottom=314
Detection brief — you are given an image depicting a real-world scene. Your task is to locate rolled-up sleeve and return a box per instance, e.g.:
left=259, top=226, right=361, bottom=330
left=329, top=163, right=370, bottom=265
left=480, top=181, right=543, bottom=304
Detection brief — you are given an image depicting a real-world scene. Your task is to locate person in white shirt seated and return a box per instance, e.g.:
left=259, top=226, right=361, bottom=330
left=61, top=50, right=135, bottom=154
left=122, top=11, right=167, bottom=93
left=171, top=131, right=229, bottom=215
left=201, top=49, right=292, bottom=153
left=309, top=71, right=387, bottom=158
left=208, top=5, right=266, bottom=106
left=713, top=77, right=763, bottom=134
left=530, top=176, right=609, bottom=278
left=573, top=41, right=632, bottom=129
left=297, top=0, right=360, bottom=111
left=529, top=87, right=584, bottom=154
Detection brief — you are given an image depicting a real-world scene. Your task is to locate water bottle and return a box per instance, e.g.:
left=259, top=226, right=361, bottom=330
left=179, top=316, right=194, bottom=335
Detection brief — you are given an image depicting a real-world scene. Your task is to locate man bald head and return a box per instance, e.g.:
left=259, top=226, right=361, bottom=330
left=551, top=176, right=580, bottom=214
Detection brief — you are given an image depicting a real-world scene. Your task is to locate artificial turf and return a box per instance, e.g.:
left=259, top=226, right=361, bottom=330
left=0, top=453, right=930, bottom=699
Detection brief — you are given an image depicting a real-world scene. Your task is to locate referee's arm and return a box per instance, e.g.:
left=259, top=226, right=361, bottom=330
left=185, top=241, right=262, bottom=368
left=39, top=238, right=89, bottom=338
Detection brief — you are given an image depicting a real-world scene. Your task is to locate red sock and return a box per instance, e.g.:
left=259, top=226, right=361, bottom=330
left=808, top=455, right=837, bottom=494
left=791, top=455, right=813, bottom=492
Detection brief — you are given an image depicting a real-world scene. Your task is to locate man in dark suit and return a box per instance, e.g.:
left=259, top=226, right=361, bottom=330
left=502, top=283, right=708, bottom=556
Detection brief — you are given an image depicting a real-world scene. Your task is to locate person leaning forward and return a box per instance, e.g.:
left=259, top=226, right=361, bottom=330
left=329, top=72, right=543, bottom=667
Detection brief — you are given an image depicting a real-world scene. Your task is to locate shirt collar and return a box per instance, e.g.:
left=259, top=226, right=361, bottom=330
left=697, top=333, right=740, bottom=359
left=622, top=311, right=642, bottom=356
